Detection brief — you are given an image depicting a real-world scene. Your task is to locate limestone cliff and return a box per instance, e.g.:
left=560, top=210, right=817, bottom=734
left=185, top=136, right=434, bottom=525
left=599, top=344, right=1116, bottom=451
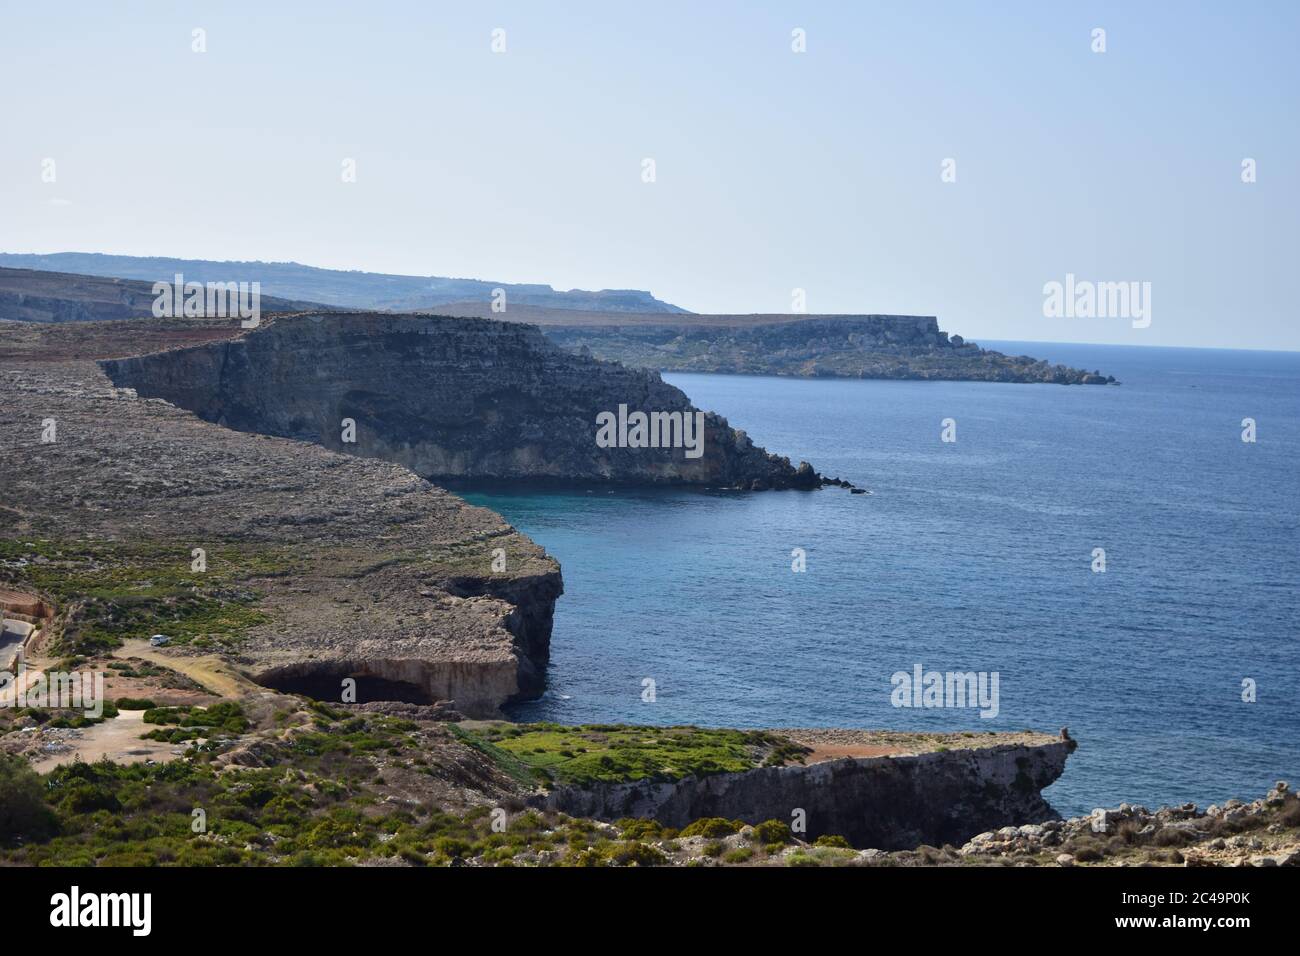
left=541, top=316, right=1117, bottom=384
left=0, top=319, right=564, bottom=717
left=100, top=312, right=819, bottom=489
left=543, top=739, right=1074, bottom=849
left=435, top=303, right=1117, bottom=385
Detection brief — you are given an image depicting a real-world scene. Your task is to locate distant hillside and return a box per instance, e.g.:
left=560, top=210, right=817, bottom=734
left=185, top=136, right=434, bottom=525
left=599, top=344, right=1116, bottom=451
left=435, top=301, right=1117, bottom=385
left=0, top=262, right=1114, bottom=385
left=0, top=266, right=323, bottom=324
left=0, top=253, right=687, bottom=314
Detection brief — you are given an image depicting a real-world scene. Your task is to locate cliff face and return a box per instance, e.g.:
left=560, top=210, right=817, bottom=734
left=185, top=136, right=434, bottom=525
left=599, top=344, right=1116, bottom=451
left=0, top=321, right=565, bottom=718
left=431, top=303, right=1116, bottom=385
left=543, top=740, right=1073, bottom=850
left=100, top=312, right=818, bottom=489
left=541, top=316, right=1117, bottom=384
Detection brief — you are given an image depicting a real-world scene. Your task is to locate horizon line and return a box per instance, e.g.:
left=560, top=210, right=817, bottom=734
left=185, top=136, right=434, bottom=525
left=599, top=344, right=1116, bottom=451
left=3, top=249, right=1295, bottom=355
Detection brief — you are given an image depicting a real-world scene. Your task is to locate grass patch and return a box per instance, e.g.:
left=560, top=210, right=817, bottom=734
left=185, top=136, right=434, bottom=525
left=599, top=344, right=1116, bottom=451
left=456, top=722, right=809, bottom=787
left=0, top=538, right=293, bottom=654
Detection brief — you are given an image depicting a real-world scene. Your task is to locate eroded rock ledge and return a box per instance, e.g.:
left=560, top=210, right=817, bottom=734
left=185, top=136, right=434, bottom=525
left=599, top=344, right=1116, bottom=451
left=542, top=735, right=1073, bottom=850
left=99, top=312, right=820, bottom=489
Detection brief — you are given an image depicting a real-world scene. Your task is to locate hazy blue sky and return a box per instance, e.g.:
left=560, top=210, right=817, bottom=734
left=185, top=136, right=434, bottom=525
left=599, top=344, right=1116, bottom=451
left=2, top=1, right=1296, bottom=349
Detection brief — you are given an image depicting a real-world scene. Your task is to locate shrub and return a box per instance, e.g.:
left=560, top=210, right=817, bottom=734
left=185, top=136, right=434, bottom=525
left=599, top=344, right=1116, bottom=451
left=679, top=817, right=740, bottom=839
left=0, top=755, right=58, bottom=844
left=752, top=819, right=793, bottom=844
left=57, top=780, right=121, bottom=815
left=814, top=834, right=852, bottom=849
left=1152, top=828, right=1196, bottom=848
left=618, top=817, right=668, bottom=840
left=114, top=698, right=157, bottom=710
left=1068, top=838, right=1106, bottom=862
left=605, top=841, right=668, bottom=867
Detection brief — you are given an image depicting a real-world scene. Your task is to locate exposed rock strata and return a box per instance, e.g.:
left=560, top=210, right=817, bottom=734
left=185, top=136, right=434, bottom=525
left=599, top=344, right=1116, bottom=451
left=439, top=302, right=1116, bottom=385
left=100, top=312, right=818, bottom=488
left=542, top=736, right=1073, bottom=849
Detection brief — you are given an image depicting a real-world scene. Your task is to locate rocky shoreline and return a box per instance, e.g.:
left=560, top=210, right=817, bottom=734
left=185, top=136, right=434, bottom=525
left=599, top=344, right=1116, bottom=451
left=3, top=314, right=1286, bottom=869
left=1, top=311, right=825, bottom=721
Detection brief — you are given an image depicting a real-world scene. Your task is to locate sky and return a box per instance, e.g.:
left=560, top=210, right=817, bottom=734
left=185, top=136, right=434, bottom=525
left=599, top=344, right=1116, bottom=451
left=1, top=1, right=1296, bottom=349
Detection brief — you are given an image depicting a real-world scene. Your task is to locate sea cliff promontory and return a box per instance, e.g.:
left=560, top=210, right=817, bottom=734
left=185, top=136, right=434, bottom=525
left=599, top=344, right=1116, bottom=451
left=100, top=312, right=820, bottom=489
left=438, top=303, right=1118, bottom=385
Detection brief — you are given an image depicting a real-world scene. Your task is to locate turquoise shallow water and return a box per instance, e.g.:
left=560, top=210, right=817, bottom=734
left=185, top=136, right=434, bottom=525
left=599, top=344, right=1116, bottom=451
left=464, top=342, right=1300, bottom=817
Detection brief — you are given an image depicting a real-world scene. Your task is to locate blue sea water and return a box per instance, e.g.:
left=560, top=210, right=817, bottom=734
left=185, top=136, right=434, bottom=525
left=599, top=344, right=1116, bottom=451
left=464, top=342, right=1300, bottom=817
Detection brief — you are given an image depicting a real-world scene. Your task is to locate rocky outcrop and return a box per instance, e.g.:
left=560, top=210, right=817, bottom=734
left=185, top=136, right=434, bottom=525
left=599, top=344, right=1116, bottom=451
left=0, top=321, right=566, bottom=717
left=542, top=739, right=1073, bottom=849
left=957, top=781, right=1300, bottom=868
left=539, top=315, right=1117, bottom=385
left=434, top=303, right=1117, bottom=385
left=100, top=312, right=819, bottom=489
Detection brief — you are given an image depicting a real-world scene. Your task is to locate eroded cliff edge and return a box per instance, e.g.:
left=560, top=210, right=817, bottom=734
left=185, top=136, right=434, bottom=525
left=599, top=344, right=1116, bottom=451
left=99, top=312, right=820, bottom=489
left=542, top=737, right=1074, bottom=850
left=0, top=319, right=563, bottom=716
left=434, top=304, right=1118, bottom=385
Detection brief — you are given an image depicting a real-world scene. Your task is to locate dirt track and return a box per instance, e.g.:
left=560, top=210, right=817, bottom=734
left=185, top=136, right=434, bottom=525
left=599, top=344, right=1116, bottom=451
left=113, top=639, right=260, bottom=699
left=29, top=709, right=181, bottom=774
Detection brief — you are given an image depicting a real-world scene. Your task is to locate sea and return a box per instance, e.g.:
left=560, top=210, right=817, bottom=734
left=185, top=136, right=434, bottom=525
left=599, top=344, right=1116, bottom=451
left=464, top=342, right=1300, bottom=817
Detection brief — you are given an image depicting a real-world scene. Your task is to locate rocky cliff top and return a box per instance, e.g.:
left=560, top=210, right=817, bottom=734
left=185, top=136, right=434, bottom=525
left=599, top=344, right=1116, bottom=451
left=0, top=266, right=322, bottom=324
left=0, top=320, right=563, bottom=716
left=435, top=302, right=1116, bottom=385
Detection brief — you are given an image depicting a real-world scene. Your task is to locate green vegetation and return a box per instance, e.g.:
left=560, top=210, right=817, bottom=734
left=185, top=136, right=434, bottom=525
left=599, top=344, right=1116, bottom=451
left=752, top=819, right=793, bottom=844
left=0, top=538, right=292, bottom=654
left=679, top=817, right=742, bottom=839
left=114, top=697, right=157, bottom=710
left=454, top=722, right=809, bottom=787
left=106, top=659, right=203, bottom=689
left=784, top=845, right=860, bottom=867
left=140, top=702, right=250, bottom=743
left=0, top=754, right=58, bottom=846
left=0, top=710, right=686, bottom=867
left=814, top=833, right=853, bottom=848
left=6, top=702, right=119, bottom=730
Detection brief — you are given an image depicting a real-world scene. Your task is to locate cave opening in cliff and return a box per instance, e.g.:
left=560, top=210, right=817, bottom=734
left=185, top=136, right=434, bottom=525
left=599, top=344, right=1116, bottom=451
left=253, top=665, right=436, bottom=705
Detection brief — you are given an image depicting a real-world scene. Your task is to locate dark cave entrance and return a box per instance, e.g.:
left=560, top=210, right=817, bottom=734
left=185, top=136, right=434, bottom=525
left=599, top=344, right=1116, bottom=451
left=254, top=665, right=435, bottom=705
